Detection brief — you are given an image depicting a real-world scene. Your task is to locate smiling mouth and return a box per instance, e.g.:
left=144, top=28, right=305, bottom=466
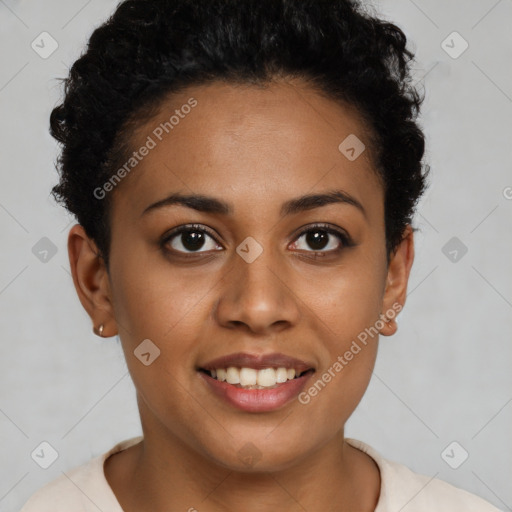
left=198, top=367, right=315, bottom=389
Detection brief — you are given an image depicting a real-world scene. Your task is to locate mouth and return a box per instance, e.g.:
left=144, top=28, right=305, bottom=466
left=197, top=352, right=316, bottom=412
left=198, top=366, right=314, bottom=389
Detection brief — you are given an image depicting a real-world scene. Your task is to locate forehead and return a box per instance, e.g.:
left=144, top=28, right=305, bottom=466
left=111, top=79, right=383, bottom=221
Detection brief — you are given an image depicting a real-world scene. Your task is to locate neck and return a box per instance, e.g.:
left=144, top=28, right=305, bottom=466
left=105, top=423, right=380, bottom=512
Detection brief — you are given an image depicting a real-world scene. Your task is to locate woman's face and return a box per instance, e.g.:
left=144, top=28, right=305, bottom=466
left=71, top=79, right=413, bottom=471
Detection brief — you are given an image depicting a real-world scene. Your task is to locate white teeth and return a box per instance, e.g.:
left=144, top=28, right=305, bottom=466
left=276, top=367, right=288, bottom=383
left=226, top=367, right=240, bottom=384
left=257, top=368, right=276, bottom=387
left=239, top=368, right=257, bottom=386
left=209, top=366, right=304, bottom=388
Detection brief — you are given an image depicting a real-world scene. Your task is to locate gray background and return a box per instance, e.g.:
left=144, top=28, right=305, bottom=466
left=1, top=0, right=511, bottom=510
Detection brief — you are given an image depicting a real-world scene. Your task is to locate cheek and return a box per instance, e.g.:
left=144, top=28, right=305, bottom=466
left=299, top=350, right=377, bottom=434
left=298, top=298, right=380, bottom=430
left=294, top=252, right=385, bottom=422
left=109, top=248, right=208, bottom=342
left=108, top=255, right=210, bottom=423
left=108, top=249, right=218, bottom=394
left=302, top=252, right=386, bottom=336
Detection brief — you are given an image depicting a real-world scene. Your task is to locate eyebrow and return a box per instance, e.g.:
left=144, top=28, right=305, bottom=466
left=141, top=189, right=366, bottom=219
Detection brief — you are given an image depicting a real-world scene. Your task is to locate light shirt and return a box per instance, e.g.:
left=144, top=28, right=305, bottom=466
left=19, top=436, right=502, bottom=511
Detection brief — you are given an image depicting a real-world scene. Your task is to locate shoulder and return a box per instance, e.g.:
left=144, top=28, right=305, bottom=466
left=346, top=438, right=503, bottom=512
left=19, top=436, right=143, bottom=512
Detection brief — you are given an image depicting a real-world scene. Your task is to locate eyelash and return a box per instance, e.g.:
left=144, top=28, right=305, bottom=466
left=160, top=223, right=353, bottom=259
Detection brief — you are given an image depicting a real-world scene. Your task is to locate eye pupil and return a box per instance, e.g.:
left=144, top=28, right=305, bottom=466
left=182, top=230, right=205, bottom=251
left=307, top=230, right=329, bottom=251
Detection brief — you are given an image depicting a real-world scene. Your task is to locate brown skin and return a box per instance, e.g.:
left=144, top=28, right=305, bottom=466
left=68, top=80, right=414, bottom=512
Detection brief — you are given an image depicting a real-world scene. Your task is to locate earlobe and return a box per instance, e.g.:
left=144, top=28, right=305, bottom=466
left=67, top=224, right=117, bottom=338
left=380, top=225, right=415, bottom=337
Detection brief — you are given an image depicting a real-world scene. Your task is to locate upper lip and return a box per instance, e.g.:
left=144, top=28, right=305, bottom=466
left=199, top=352, right=315, bottom=374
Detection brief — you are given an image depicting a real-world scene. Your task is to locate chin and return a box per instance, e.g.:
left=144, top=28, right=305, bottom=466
left=202, top=433, right=315, bottom=473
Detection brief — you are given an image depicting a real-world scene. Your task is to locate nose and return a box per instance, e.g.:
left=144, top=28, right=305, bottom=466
left=213, top=244, right=301, bottom=335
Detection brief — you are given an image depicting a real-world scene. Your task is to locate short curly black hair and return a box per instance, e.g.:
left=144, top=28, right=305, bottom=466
left=50, top=0, right=428, bottom=269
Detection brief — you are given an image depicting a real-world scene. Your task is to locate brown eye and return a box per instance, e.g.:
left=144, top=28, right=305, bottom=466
left=162, top=224, right=222, bottom=255
left=290, top=224, right=351, bottom=253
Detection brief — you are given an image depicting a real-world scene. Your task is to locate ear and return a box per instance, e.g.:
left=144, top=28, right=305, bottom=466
left=379, top=224, right=415, bottom=336
left=67, top=224, right=117, bottom=337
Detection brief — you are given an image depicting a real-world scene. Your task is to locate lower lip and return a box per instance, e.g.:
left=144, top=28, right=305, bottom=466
left=198, top=371, right=314, bottom=413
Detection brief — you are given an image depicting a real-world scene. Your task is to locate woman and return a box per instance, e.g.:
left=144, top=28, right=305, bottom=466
left=20, top=0, right=501, bottom=510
